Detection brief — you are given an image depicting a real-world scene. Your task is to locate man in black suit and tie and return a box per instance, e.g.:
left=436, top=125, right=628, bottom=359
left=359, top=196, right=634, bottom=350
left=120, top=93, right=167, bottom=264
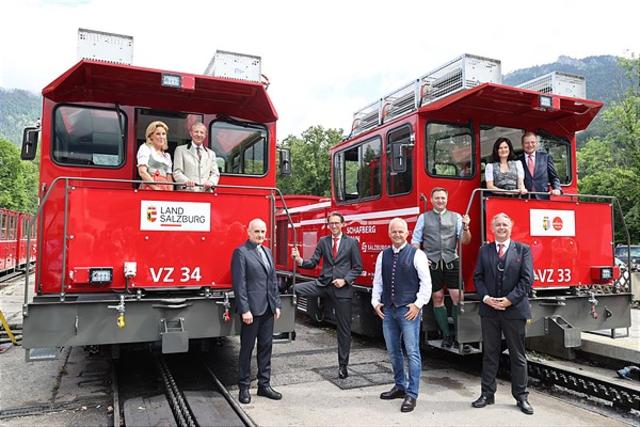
left=472, top=212, right=534, bottom=415
left=519, top=131, right=562, bottom=199
left=232, top=218, right=282, bottom=404
left=292, top=212, right=363, bottom=379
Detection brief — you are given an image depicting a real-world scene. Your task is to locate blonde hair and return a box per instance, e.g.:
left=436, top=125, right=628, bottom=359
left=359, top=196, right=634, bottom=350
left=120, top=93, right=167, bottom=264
left=145, top=121, right=169, bottom=146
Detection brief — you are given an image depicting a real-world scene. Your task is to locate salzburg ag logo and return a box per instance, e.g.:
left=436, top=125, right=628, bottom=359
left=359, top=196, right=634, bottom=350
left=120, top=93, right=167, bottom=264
left=542, top=216, right=550, bottom=231
left=552, top=216, right=563, bottom=231
left=146, top=206, right=157, bottom=222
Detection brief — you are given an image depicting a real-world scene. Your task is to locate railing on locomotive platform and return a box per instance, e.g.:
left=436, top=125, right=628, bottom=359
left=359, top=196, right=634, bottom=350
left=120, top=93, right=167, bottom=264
left=22, top=176, right=300, bottom=306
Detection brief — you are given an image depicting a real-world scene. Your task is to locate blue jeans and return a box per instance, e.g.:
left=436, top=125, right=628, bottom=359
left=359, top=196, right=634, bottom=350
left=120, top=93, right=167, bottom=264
left=382, top=305, right=422, bottom=398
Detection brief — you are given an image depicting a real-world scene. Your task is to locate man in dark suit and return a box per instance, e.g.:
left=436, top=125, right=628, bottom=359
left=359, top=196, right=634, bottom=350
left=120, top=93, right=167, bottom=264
left=232, top=218, right=282, bottom=404
left=472, top=212, right=534, bottom=415
left=519, top=131, right=562, bottom=199
left=292, top=212, right=363, bottom=379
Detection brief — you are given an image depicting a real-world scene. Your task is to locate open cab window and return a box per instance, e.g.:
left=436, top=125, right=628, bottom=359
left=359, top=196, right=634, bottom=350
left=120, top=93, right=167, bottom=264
left=480, top=126, right=572, bottom=185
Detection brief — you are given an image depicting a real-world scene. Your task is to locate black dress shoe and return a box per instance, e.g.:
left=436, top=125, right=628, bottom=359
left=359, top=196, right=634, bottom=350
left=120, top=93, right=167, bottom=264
left=453, top=341, right=472, bottom=353
left=516, top=398, right=534, bottom=415
left=380, top=386, right=406, bottom=400
left=238, top=388, right=251, bottom=404
left=400, top=395, right=417, bottom=412
left=338, top=366, right=349, bottom=379
left=257, top=385, right=282, bottom=400
left=441, top=336, right=454, bottom=348
left=471, top=394, right=495, bottom=408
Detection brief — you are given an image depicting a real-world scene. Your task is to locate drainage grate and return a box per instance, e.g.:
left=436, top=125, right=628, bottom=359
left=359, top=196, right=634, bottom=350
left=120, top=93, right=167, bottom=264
left=313, top=362, right=393, bottom=390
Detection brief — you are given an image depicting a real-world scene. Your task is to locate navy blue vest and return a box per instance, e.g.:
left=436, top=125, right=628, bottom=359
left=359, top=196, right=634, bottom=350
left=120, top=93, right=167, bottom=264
left=381, top=245, right=420, bottom=307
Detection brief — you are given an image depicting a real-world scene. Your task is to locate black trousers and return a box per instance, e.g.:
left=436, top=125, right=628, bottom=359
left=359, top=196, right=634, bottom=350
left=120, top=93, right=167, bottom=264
left=239, top=312, right=274, bottom=389
left=480, top=315, right=528, bottom=399
left=294, top=281, right=352, bottom=367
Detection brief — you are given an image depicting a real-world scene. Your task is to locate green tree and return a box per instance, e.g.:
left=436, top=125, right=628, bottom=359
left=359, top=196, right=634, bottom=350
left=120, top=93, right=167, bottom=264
left=578, top=54, right=640, bottom=242
left=277, top=126, right=344, bottom=196
left=0, top=138, right=38, bottom=212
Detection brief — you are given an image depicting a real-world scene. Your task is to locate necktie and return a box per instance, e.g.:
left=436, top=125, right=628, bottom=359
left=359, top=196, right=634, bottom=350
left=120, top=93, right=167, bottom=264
left=258, top=246, right=270, bottom=269
left=497, top=243, right=506, bottom=258
left=196, top=147, right=202, bottom=161
left=527, top=154, right=535, bottom=176
left=332, top=237, right=339, bottom=258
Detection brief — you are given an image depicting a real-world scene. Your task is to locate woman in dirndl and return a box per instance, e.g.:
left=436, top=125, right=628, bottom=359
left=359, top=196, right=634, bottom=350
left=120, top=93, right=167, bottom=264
left=485, top=137, right=528, bottom=195
left=137, top=121, right=174, bottom=191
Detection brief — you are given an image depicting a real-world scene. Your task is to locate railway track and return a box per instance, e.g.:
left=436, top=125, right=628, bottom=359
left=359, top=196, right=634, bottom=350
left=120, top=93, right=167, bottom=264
left=430, top=341, right=640, bottom=414
left=524, top=357, right=640, bottom=412
left=114, top=350, right=254, bottom=427
left=0, top=269, right=26, bottom=286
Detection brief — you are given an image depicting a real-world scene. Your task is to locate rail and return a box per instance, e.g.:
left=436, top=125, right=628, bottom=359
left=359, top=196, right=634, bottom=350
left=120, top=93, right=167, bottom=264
left=22, top=176, right=298, bottom=309
left=458, top=188, right=632, bottom=299
left=523, top=357, right=640, bottom=411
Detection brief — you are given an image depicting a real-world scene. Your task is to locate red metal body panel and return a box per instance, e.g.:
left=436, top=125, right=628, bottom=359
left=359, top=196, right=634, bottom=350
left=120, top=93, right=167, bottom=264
left=484, top=197, right=615, bottom=288
left=37, top=186, right=271, bottom=294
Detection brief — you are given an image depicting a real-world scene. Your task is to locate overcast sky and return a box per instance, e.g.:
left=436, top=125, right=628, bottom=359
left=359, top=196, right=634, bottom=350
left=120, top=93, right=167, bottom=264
left=1, top=0, right=637, bottom=139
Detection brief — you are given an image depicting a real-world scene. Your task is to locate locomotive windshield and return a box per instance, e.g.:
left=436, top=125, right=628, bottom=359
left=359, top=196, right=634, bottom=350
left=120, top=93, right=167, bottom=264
left=53, top=106, right=126, bottom=167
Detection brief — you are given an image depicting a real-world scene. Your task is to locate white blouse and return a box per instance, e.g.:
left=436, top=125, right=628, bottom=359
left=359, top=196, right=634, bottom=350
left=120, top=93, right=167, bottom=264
left=136, top=144, right=172, bottom=175
left=485, top=161, right=524, bottom=182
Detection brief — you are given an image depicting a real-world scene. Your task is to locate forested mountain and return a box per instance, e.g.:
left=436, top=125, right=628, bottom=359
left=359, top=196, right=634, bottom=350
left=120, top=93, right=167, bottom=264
left=0, top=88, right=41, bottom=147
left=504, top=55, right=629, bottom=104
left=503, top=55, right=629, bottom=145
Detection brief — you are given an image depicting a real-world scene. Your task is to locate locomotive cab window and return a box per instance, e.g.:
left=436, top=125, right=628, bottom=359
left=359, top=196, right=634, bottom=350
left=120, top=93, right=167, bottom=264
left=538, top=133, right=572, bottom=185
left=479, top=126, right=572, bottom=185
left=386, top=125, right=413, bottom=196
left=426, top=122, right=473, bottom=178
left=53, top=106, right=126, bottom=167
left=210, top=121, right=268, bottom=176
left=334, top=137, right=382, bottom=202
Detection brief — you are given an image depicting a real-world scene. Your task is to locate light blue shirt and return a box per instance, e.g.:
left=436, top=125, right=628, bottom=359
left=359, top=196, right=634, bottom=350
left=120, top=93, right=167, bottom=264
left=411, top=209, right=463, bottom=246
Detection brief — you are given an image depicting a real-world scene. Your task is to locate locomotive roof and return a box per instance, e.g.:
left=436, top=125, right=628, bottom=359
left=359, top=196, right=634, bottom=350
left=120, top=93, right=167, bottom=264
left=420, top=82, right=603, bottom=133
left=42, top=60, right=278, bottom=123
left=340, top=82, right=603, bottom=146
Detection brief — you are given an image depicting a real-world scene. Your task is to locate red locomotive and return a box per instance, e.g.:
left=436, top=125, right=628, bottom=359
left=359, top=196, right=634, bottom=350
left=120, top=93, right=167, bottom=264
left=20, top=45, right=295, bottom=359
left=275, top=54, right=632, bottom=351
left=0, top=208, right=36, bottom=276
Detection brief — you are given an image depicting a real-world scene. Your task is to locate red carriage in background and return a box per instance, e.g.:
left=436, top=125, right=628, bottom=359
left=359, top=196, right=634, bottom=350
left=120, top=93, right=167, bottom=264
left=0, top=208, right=36, bottom=276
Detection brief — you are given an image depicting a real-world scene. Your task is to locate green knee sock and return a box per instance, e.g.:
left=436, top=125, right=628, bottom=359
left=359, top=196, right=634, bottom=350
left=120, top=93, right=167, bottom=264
left=451, top=304, right=458, bottom=338
left=433, top=306, right=450, bottom=337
